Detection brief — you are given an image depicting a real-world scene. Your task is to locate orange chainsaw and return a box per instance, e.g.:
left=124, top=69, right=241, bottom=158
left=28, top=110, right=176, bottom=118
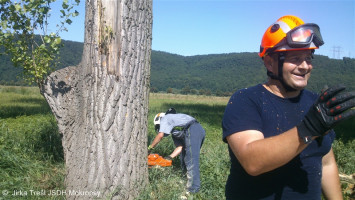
left=147, top=154, right=172, bottom=167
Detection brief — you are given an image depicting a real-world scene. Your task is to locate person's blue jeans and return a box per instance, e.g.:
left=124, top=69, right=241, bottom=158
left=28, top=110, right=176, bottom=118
left=180, top=122, right=205, bottom=193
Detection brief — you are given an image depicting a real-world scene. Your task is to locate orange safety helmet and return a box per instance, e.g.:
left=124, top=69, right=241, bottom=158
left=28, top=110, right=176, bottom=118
left=259, top=15, right=324, bottom=58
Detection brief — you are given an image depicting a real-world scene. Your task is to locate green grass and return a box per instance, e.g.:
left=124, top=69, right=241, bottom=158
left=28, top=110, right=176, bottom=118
left=0, top=86, right=65, bottom=200
left=0, top=86, right=354, bottom=200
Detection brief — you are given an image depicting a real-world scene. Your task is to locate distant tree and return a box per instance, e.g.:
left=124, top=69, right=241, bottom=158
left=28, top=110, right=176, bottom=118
left=199, top=88, right=206, bottom=95
left=190, top=89, right=197, bottom=94
left=216, top=90, right=223, bottom=97
left=167, top=87, right=173, bottom=93
left=223, top=91, right=233, bottom=97
left=150, top=86, right=158, bottom=93
left=181, top=85, right=191, bottom=94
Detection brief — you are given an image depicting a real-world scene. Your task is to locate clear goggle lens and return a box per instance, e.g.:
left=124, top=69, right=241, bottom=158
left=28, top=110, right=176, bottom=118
left=290, top=28, right=313, bottom=43
left=285, top=23, right=324, bottom=48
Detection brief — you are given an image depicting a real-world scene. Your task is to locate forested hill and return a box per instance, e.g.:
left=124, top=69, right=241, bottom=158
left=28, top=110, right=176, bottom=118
left=150, top=51, right=266, bottom=95
left=1, top=39, right=354, bottom=96
left=0, top=40, right=84, bottom=86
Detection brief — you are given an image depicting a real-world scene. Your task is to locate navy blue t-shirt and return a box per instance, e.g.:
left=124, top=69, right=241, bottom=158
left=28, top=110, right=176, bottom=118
left=222, top=84, right=335, bottom=200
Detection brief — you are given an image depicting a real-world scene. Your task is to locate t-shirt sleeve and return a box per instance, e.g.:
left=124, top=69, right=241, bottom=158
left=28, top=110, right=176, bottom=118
left=328, top=130, right=336, bottom=143
left=222, top=90, right=262, bottom=142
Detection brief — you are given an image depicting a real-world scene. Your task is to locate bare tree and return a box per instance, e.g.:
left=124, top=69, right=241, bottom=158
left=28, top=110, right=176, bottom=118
left=42, top=0, right=152, bottom=199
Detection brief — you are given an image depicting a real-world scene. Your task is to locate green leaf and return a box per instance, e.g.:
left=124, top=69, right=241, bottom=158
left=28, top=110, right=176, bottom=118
left=62, top=0, right=69, bottom=9
left=73, top=10, right=79, bottom=17
left=54, top=37, right=61, bottom=45
left=14, top=4, right=22, bottom=11
left=66, top=19, right=72, bottom=25
left=44, top=36, right=50, bottom=43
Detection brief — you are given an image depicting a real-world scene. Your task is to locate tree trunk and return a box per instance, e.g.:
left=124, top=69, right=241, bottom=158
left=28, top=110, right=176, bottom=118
left=41, top=0, right=152, bottom=199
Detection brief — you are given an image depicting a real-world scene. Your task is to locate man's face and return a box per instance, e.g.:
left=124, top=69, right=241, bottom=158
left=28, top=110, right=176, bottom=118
left=282, top=50, right=313, bottom=90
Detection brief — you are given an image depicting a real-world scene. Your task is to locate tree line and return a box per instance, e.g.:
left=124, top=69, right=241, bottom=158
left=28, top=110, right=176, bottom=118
left=1, top=39, right=354, bottom=96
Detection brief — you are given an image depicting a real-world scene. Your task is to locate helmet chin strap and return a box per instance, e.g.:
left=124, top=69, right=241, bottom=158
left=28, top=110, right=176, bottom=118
left=267, top=52, right=297, bottom=92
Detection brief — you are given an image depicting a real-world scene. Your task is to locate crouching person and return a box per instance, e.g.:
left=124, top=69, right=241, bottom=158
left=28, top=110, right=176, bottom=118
left=148, top=108, right=206, bottom=193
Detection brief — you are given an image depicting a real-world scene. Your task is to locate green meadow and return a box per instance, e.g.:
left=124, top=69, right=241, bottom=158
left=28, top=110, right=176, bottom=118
left=0, top=86, right=354, bottom=200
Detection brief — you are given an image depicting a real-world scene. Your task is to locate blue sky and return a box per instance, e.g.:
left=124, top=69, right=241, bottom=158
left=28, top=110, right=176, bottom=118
left=52, top=0, right=354, bottom=58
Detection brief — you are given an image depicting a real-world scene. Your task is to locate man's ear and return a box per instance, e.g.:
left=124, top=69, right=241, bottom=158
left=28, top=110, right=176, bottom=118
left=264, top=55, right=277, bottom=74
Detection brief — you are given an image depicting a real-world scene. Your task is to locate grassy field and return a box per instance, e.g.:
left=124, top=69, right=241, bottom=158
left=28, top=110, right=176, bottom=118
left=0, top=86, right=65, bottom=200
left=0, top=86, right=354, bottom=200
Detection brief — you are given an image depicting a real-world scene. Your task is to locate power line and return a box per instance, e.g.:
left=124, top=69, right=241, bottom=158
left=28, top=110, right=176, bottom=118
left=331, top=46, right=342, bottom=59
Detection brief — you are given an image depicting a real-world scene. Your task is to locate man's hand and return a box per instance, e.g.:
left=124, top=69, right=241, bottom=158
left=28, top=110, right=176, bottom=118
left=148, top=145, right=154, bottom=154
left=297, top=85, right=355, bottom=138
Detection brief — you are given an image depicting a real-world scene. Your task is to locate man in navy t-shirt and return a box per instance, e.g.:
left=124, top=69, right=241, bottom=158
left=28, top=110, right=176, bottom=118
left=222, top=15, right=355, bottom=200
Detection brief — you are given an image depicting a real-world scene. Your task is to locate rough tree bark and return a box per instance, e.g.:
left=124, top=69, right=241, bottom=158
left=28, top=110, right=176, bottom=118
left=41, top=0, right=152, bottom=199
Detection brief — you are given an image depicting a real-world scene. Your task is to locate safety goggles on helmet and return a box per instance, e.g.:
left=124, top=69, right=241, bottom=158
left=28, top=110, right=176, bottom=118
left=278, top=23, right=324, bottom=49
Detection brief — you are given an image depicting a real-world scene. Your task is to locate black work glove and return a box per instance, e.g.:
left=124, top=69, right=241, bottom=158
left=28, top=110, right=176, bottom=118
left=297, top=85, right=355, bottom=140
left=148, top=145, right=154, bottom=154
left=164, top=155, right=173, bottom=160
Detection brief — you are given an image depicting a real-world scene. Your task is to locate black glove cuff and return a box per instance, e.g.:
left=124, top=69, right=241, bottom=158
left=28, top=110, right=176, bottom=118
left=298, top=105, right=329, bottom=136
left=296, top=122, right=313, bottom=143
left=164, top=155, right=172, bottom=160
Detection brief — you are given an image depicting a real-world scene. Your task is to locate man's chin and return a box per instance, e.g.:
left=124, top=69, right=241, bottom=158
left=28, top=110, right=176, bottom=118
left=292, top=83, right=307, bottom=90
left=286, top=80, right=308, bottom=91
